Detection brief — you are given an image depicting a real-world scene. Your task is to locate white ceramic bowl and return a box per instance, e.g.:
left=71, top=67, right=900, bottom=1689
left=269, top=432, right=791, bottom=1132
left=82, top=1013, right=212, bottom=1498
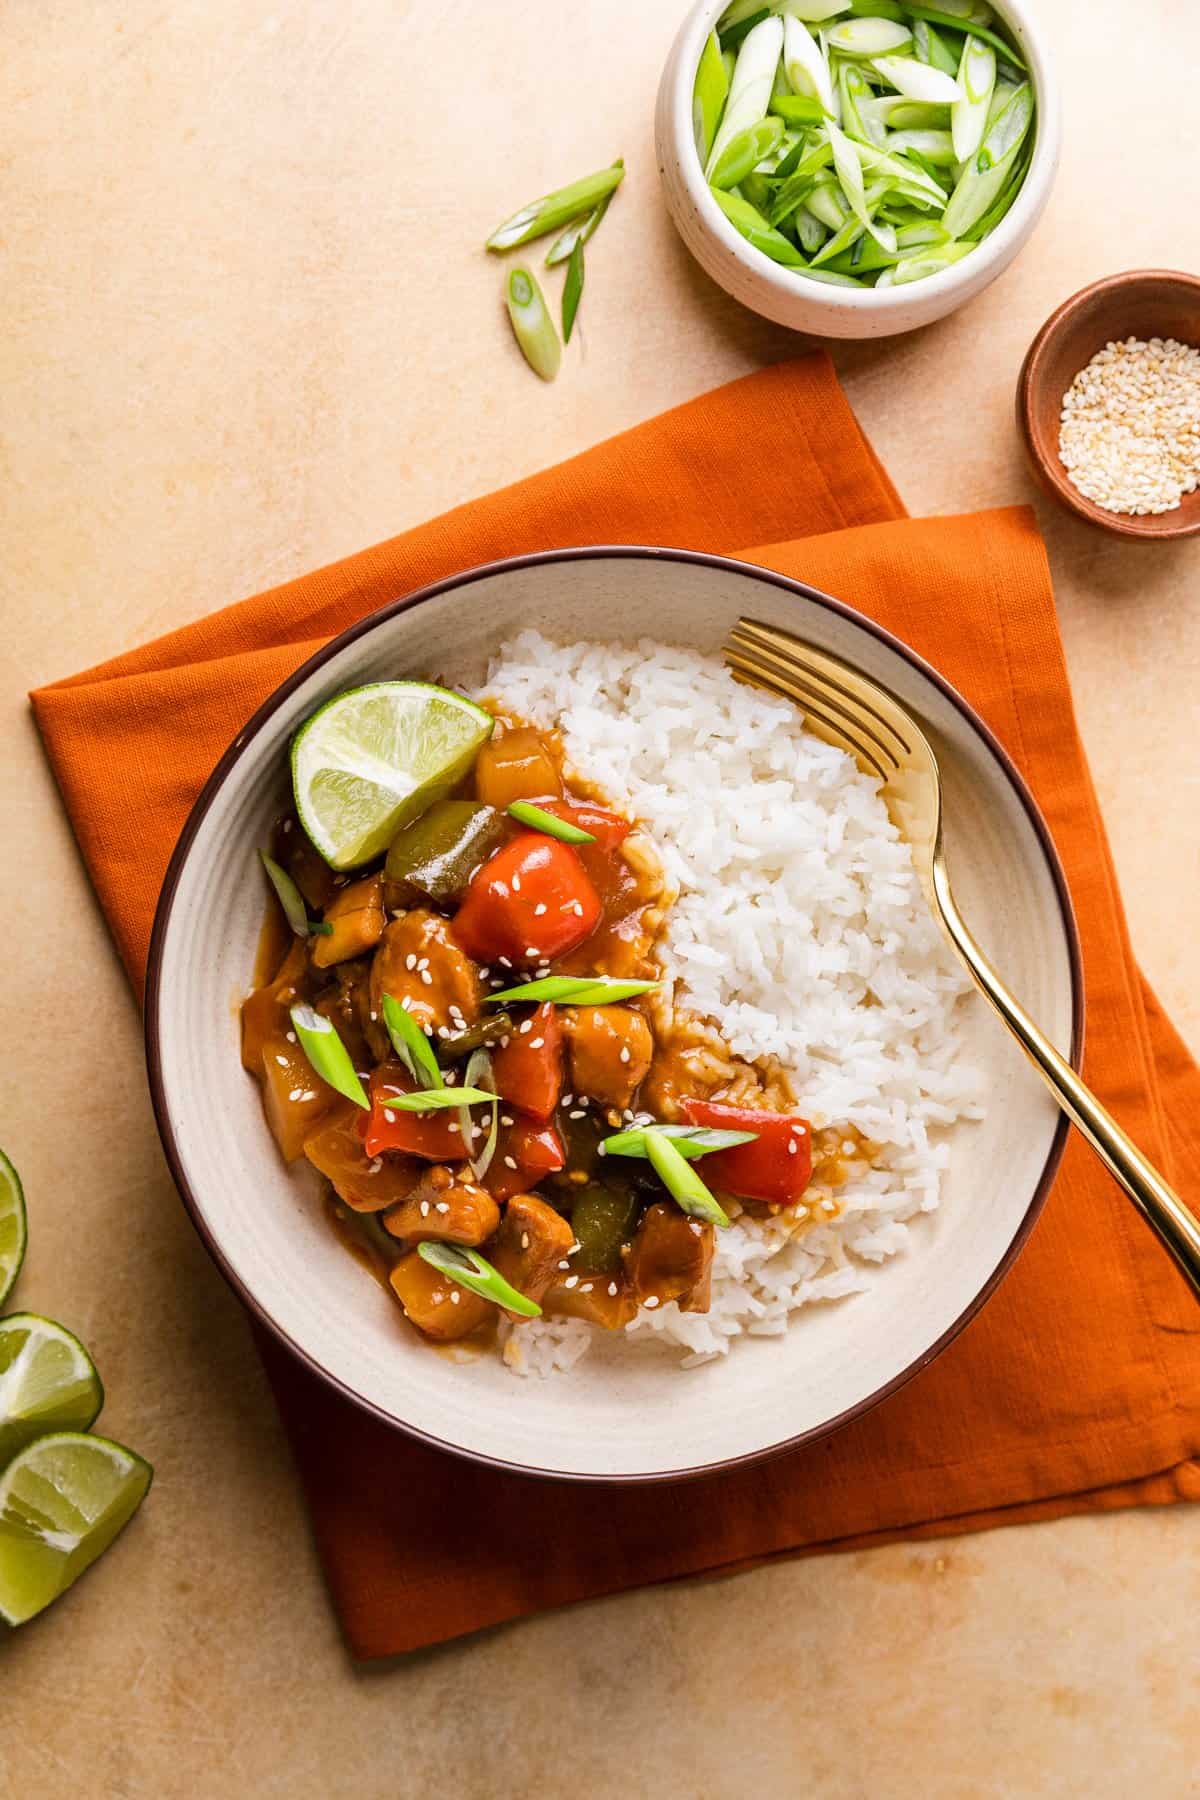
left=656, top=0, right=1061, bottom=339
left=146, top=549, right=1080, bottom=1482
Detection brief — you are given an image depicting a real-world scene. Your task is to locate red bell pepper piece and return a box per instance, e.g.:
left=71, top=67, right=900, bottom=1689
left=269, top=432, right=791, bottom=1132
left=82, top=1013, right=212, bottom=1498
left=453, top=832, right=601, bottom=965
left=483, top=1116, right=565, bottom=1202
left=490, top=1002, right=563, bottom=1122
left=535, top=800, right=632, bottom=851
left=680, top=1099, right=813, bottom=1204
left=360, top=1064, right=469, bottom=1162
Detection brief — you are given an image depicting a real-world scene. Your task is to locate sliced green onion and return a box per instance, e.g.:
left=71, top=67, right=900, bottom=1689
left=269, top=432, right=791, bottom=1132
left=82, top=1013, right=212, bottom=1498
left=416, top=1241, right=541, bottom=1318
left=827, top=16, right=912, bottom=54
left=485, top=162, right=625, bottom=252
left=601, top=1124, right=758, bottom=1161
left=561, top=239, right=585, bottom=344
left=839, top=62, right=888, bottom=146
left=544, top=181, right=618, bottom=267
left=380, top=1085, right=495, bottom=1113
left=802, top=178, right=848, bottom=233
left=709, top=114, right=785, bottom=189
left=259, top=852, right=332, bottom=938
left=793, top=204, right=829, bottom=253
left=911, top=16, right=960, bottom=74
left=486, top=974, right=660, bottom=1006
left=706, top=14, right=785, bottom=177
left=693, top=28, right=731, bottom=162
left=778, top=0, right=851, bottom=18
left=711, top=187, right=806, bottom=265
left=872, top=53, right=960, bottom=102
left=799, top=266, right=868, bottom=286
left=904, top=7, right=1027, bottom=71
left=950, top=34, right=995, bottom=161
left=381, top=993, right=443, bottom=1090
left=886, top=127, right=957, bottom=164
left=643, top=1129, right=731, bottom=1230
left=890, top=240, right=975, bottom=282
left=506, top=800, right=596, bottom=843
left=961, top=140, right=1031, bottom=240
left=718, top=5, right=771, bottom=51
left=849, top=0, right=907, bottom=17
left=767, top=139, right=834, bottom=225
left=290, top=1004, right=369, bottom=1110
left=976, top=78, right=1032, bottom=170
left=781, top=14, right=836, bottom=119
left=863, top=95, right=951, bottom=129
left=772, top=133, right=808, bottom=179
left=505, top=265, right=561, bottom=382
left=461, top=1049, right=499, bottom=1179
left=768, top=93, right=826, bottom=129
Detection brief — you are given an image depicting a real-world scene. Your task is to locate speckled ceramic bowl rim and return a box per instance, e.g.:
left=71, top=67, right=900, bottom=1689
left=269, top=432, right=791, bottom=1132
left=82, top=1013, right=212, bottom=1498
left=145, top=546, right=1084, bottom=1486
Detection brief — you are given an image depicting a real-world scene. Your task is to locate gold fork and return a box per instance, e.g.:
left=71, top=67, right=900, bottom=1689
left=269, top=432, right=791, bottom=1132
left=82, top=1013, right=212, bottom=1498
left=725, top=617, right=1200, bottom=1299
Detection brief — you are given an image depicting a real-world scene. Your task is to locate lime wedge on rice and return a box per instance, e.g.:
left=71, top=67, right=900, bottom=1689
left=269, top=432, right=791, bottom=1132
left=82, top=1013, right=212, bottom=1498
left=0, top=1315, right=105, bottom=1468
left=291, top=682, right=494, bottom=870
left=0, top=1431, right=152, bottom=1626
left=0, top=1150, right=27, bottom=1308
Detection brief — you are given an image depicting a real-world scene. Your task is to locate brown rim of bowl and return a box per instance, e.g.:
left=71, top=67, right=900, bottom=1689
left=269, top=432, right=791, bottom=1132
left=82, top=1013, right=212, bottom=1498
left=1017, top=268, right=1200, bottom=541
left=144, top=545, right=1084, bottom=1487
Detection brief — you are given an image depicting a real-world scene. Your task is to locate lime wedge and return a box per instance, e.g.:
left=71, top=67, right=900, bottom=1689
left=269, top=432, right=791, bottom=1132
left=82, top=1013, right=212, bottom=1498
left=291, top=682, right=495, bottom=870
left=0, top=1150, right=27, bottom=1308
left=0, top=1315, right=105, bottom=1468
left=0, top=1431, right=152, bottom=1626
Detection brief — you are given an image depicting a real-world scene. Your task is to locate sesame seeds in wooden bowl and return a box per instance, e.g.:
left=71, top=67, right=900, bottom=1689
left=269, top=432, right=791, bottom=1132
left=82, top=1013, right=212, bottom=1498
left=1017, top=270, right=1200, bottom=541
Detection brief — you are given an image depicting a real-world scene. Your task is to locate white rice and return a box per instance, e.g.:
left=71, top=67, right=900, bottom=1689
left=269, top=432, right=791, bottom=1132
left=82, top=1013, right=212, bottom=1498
left=475, top=633, right=983, bottom=1376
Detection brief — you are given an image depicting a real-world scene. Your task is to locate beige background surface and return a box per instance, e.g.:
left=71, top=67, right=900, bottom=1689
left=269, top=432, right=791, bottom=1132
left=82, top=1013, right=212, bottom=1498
left=3, top=1, right=1198, bottom=1794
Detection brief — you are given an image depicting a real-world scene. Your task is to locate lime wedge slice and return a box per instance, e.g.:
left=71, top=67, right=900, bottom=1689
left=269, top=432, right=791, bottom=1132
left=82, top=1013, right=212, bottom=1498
left=0, top=1150, right=27, bottom=1308
left=0, top=1431, right=152, bottom=1626
left=0, top=1315, right=105, bottom=1468
left=291, top=682, right=495, bottom=870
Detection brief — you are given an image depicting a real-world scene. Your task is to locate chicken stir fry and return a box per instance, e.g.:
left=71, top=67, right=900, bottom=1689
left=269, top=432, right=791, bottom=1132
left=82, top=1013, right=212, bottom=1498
left=243, top=706, right=816, bottom=1351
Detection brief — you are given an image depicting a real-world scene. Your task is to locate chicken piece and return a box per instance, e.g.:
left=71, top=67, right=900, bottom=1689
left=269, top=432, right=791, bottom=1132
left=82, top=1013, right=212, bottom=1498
left=623, top=1202, right=714, bottom=1314
left=542, top=1276, right=637, bottom=1331
left=303, top=1104, right=422, bottom=1212
left=563, top=1005, right=654, bottom=1110
left=369, top=909, right=483, bottom=1035
left=311, top=874, right=386, bottom=969
left=389, top=1250, right=491, bottom=1342
left=382, top=1165, right=501, bottom=1246
left=488, top=1193, right=575, bottom=1322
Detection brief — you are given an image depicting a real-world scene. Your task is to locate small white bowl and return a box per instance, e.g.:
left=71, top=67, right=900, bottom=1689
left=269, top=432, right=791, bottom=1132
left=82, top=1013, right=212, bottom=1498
left=146, top=549, right=1080, bottom=1483
left=656, top=0, right=1061, bottom=339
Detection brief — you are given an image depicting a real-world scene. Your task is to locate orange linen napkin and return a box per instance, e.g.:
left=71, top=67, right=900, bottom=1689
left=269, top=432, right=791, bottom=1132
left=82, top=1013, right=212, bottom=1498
left=32, top=355, right=1200, bottom=1660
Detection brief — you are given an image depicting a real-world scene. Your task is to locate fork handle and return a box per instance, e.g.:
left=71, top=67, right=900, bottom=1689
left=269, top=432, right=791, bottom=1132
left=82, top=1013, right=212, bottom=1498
left=934, top=867, right=1200, bottom=1300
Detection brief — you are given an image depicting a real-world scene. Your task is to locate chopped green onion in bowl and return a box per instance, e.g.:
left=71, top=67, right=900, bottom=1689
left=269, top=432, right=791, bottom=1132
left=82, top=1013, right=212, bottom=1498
left=694, top=0, right=1036, bottom=289
left=417, top=1242, right=541, bottom=1318
left=486, top=974, right=660, bottom=1006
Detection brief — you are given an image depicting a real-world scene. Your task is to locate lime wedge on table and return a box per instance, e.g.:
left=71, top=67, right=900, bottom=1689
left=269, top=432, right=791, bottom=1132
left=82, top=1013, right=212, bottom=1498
left=0, top=1315, right=104, bottom=1468
left=0, top=1431, right=152, bottom=1626
left=0, top=1150, right=27, bottom=1308
left=291, top=682, right=494, bottom=870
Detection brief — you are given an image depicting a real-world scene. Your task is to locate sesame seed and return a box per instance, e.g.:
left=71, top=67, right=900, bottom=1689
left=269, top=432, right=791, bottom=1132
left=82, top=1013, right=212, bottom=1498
left=558, top=1259, right=570, bottom=1270
left=607, top=1281, right=618, bottom=1296
left=367, top=1158, right=382, bottom=1174
left=525, top=946, right=539, bottom=958
left=504, top=1155, right=517, bottom=1169
left=581, top=1282, right=593, bottom=1293
left=450, top=1290, right=460, bottom=1305
left=619, top=1047, right=631, bottom=1063
left=436, top=1201, right=450, bottom=1213
left=275, top=1054, right=289, bottom=1067
left=1059, top=336, right=1200, bottom=515
left=287, top=1087, right=304, bottom=1101
left=644, top=1295, right=660, bottom=1309
left=564, top=1275, right=579, bottom=1289
left=405, top=954, right=417, bottom=971
left=447, top=1122, right=460, bottom=1134
left=788, top=1140, right=798, bottom=1155
left=534, top=903, right=547, bottom=916
left=420, top=1201, right=430, bottom=1216
left=511, top=874, right=521, bottom=892
left=521, top=1232, right=530, bottom=1249
left=420, top=970, right=433, bottom=986
left=498, top=956, right=512, bottom=968
left=529, top=1037, right=544, bottom=1049
left=569, top=1109, right=586, bottom=1119
left=519, top=1019, right=532, bottom=1034
left=282, top=819, right=292, bottom=832
left=572, top=902, right=584, bottom=917
left=285, top=1031, right=296, bottom=1043
left=500, top=1114, right=514, bottom=1126
left=479, top=967, right=491, bottom=979
left=562, top=1094, right=574, bottom=1106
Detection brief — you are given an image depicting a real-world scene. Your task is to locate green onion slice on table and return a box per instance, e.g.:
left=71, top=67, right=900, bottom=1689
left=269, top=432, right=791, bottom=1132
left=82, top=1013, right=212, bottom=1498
left=417, top=1242, right=541, bottom=1318
left=504, top=266, right=561, bottom=382
left=601, top=1124, right=758, bottom=1161
left=289, top=1005, right=369, bottom=1109
left=259, top=852, right=332, bottom=937
left=506, top=800, right=596, bottom=843
left=486, top=975, right=660, bottom=1006
left=381, top=993, right=443, bottom=1090
left=561, top=239, right=585, bottom=344
left=485, top=162, right=625, bottom=252
left=643, top=1129, right=731, bottom=1229
left=544, top=178, right=619, bottom=268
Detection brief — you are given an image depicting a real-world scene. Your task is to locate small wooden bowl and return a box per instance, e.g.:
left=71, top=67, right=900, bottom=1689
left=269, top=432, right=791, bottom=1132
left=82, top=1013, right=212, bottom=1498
left=1017, top=269, right=1200, bottom=540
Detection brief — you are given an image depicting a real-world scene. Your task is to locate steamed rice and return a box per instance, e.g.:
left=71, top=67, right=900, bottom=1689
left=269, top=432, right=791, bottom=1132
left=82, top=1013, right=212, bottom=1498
left=473, top=633, right=983, bottom=1375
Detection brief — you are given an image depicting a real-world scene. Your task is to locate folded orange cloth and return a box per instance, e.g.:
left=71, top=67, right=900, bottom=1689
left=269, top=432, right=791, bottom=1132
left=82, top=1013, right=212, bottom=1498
left=32, top=354, right=1200, bottom=1659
